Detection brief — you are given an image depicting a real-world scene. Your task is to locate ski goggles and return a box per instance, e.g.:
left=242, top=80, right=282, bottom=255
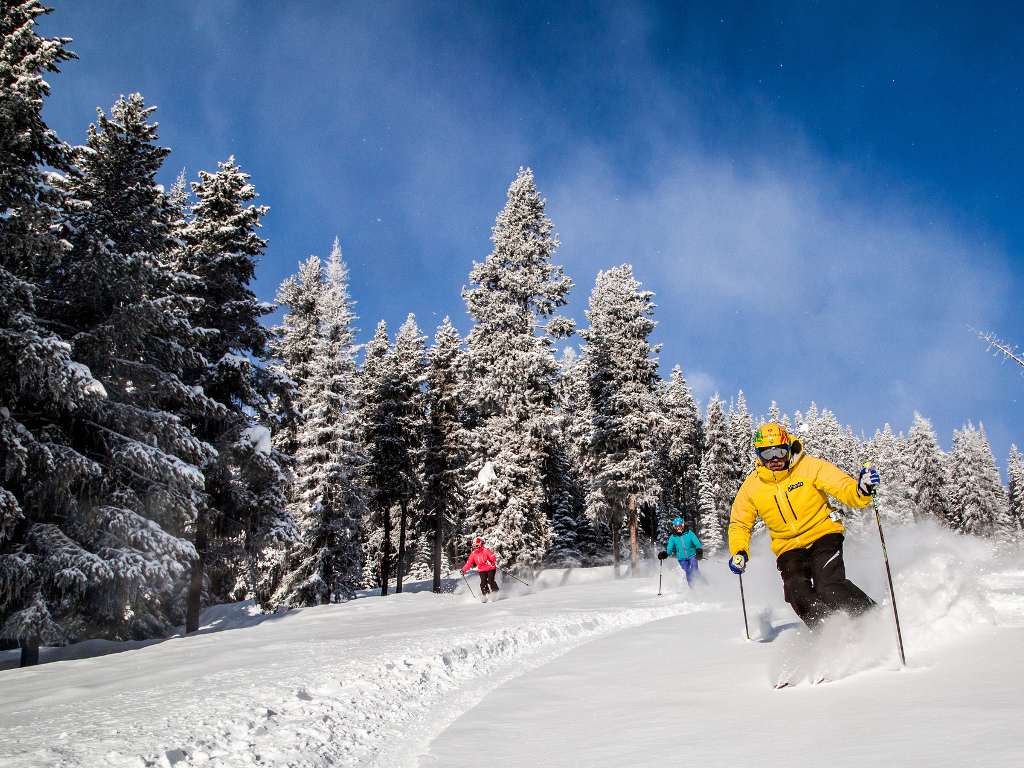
left=756, top=444, right=791, bottom=462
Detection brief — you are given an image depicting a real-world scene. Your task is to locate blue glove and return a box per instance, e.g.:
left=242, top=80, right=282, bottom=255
left=858, top=466, right=880, bottom=496
left=729, top=552, right=747, bottom=575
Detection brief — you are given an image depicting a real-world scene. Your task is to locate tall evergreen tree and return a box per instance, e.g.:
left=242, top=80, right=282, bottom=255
left=389, top=315, right=426, bottom=592
left=948, top=423, right=1008, bottom=538
left=547, top=346, right=603, bottom=566
left=864, top=425, right=915, bottom=525
left=728, top=391, right=755, bottom=474
left=0, top=2, right=112, bottom=661
left=1007, top=445, right=1024, bottom=540
left=272, top=243, right=364, bottom=605
left=977, top=425, right=1013, bottom=540
left=657, top=367, right=703, bottom=539
left=38, top=94, right=219, bottom=641
left=359, top=316, right=426, bottom=593
left=358, top=322, right=392, bottom=592
left=543, top=438, right=590, bottom=568
left=173, top=158, right=292, bottom=628
left=580, top=265, right=662, bottom=574
left=698, top=395, right=740, bottom=553
left=906, top=412, right=950, bottom=525
left=418, top=319, right=467, bottom=589
left=269, top=254, right=323, bottom=458
left=461, top=168, right=574, bottom=572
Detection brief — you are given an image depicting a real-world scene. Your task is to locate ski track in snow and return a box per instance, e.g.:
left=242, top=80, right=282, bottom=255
left=2, top=598, right=704, bottom=768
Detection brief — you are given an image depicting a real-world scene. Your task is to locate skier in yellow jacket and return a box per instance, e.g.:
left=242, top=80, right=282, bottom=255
left=728, top=423, right=880, bottom=627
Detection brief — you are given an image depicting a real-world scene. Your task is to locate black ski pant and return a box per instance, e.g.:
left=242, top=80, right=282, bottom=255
left=776, top=533, right=874, bottom=628
left=479, top=569, right=499, bottom=596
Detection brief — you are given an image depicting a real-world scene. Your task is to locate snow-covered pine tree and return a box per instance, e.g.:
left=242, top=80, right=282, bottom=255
left=948, top=423, right=1009, bottom=538
left=823, top=410, right=860, bottom=476
left=0, top=2, right=112, bottom=661
left=580, top=265, right=662, bottom=575
left=173, top=158, right=292, bottom=628
left=728, top=391, right=755, bottom=474
left=271, top=243, right=365, bottom=605
left=793, top=403, right=821, bottom=460
left=358, top=322, right=392, bottom=592
left=547, top=346, right=603, bottom=566
left=697, top=395, right=741, bottom=554
left=657, top=366, right=703, bottom=540
left=863, top=425, right=915, bottom=525
left=389, top=315, right=426, bottom=592
left=1007, top=445, right=1024, bottom=540
left=359, top=317, right=426, bottom=594
left=907, top=412, right=951, bottom=525
left=461, top=168, right=574, bottom=573
left=543, top=439, right=589, bottom=568
left=38, top=94, right=218, bottom=641
left=790, top=405, right=839, bottom=466
left=542, top=351, right=591, bottom=569
left=977, top=424, right=1013, bottom=540
left=418, top=318, right=467, bottom=590
left=697, top=458, right=724, bottom=553
left=269, top=254, right=324, bottom=459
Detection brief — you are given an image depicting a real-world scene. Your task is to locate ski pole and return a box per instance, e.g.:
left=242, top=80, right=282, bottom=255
left=461, top=570, right=479, bottom=601
left=866, top=464, right=906, bottom=666
left=739, top=573, right=750, bottom=641
left=499, top=568, right=531, bottom=588
left=658, top=558, right=663, bottom=596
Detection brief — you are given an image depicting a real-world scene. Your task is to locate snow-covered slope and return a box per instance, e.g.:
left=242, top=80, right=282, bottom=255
left=2, top=523, right=1021, bottom=768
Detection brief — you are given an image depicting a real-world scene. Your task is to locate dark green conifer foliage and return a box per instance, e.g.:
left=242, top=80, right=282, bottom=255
left=173, top=158, right=292, bottom=628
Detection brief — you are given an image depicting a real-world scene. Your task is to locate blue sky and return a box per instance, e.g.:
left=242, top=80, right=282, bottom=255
left=38, top=1, right=1024, bottom=467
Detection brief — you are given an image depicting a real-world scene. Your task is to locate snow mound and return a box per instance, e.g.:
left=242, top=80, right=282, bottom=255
left=149, top=603, right=694, bottom=768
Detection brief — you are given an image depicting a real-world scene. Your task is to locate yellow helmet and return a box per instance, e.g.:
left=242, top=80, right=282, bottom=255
left=754, top=422, right=792, bottom=449
left=754, top=423, right=794, bottom=465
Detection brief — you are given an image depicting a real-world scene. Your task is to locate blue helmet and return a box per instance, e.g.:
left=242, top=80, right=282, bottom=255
left=672, top=518, right=684, bottom=527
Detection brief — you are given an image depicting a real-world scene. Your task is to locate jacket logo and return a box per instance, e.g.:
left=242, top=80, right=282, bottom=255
left=788, top=482, right=804, bottom=492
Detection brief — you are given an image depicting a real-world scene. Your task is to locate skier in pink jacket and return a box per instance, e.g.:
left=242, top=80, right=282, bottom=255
left=461, top=537, right=500, bottom=601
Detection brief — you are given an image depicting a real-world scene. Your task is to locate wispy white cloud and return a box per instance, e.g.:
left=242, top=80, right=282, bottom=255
left=548, top=140, right=1014, bottom=442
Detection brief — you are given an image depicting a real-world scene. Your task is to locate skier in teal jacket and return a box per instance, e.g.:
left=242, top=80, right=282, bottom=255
left=663, top=518, right=706, bottom=587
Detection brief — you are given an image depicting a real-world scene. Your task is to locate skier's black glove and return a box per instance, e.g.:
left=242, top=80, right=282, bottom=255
left=695, top=548, right=703, bottom=561
left=657, top=551, right=668, bottom=561
left=729, top=552, right=747, bottom=575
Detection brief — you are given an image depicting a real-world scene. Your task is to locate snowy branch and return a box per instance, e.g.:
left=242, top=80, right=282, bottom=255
left=972, top=327, right=1024, bottom=374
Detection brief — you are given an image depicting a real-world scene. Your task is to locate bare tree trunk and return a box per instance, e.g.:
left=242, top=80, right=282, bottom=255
left=446, top=537, right=458, bottom=576
left=380, top=505, right=392, bottom=596
left=611, top=501, right=621, bottom=579
left=432, top=503, right=443, bottom=593
left=396, top=499, right=408, bottom=594
left=629, top=496, right=639, bottom=576
left=186, top=507, right=207, bottom=633
left=20, top=641, right=39, bottom=667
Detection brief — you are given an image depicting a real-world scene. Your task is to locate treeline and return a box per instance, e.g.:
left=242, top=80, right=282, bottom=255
left=2, top=3, right=1023, bottom=661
